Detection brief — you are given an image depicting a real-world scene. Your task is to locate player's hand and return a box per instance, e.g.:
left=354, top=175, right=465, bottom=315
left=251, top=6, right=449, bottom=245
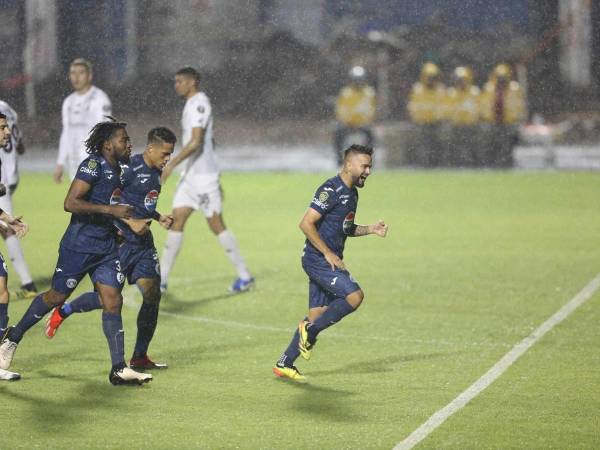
left=371, top=220, right=388, bottom=237
left=110, top=204, right=135, bottom=219
left=161, top=165, right=173, bottom=184
left=324, top=251, right=346, bottom=271
left=6, top=215, right=28, bottom=238
left=124, top=218, right=151, bottom=235
left=53, top=165, right=64, bottom=184
left=158, top=214, right=174, bottom=230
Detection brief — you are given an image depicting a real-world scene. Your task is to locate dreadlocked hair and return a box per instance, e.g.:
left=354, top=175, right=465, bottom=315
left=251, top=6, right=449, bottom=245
left=84, top=116, right=128, bottom=155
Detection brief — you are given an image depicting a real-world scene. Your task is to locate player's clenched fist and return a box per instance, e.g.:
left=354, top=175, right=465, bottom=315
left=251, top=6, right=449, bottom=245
left=371, top=220, right=388, bottom=237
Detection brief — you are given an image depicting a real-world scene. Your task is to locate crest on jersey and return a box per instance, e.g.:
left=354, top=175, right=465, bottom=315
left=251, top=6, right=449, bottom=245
left=318, top=191, right=329, bottom=203
left=66, top=278, right=78, bottom=289
left=110, top=188, right=122, bottom=205
left=144, top=190, right=159, bottom=211
left=88, top=160, right=97, bottom=170
left=343, top=211, right=355, bottom=234
left=197, top=105, right=205, bottom=114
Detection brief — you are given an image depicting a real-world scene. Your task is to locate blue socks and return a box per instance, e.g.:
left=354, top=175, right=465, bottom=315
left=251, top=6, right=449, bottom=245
left=102, top=312, right=125, bottom=368
left=278, top=316, right=308, bottom=367
left=10, top=294, right=52, bottom=343
left=0, top=303, right=7, bottom=334
left=61, top=292, right=101, bottom=317
left=307, top=299, right=355, bottom=342
left=133, top=301, right=159, bottom=358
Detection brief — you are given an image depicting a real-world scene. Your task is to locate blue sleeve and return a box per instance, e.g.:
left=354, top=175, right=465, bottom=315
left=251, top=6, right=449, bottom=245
left=309, top=183, right=337, bottom=215
left=75, top=158, right=101, bottom=185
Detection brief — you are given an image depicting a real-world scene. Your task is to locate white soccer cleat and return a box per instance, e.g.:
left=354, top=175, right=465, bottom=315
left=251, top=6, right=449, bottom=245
left=0, top=367, right=20, bottom=381
left=109, top=366, right=153, bottom=386
left=0, top=331, right=17, bottom=370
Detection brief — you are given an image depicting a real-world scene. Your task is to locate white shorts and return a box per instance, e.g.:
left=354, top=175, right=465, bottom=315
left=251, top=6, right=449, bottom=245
left=172, top=176, right=222, bottom=218
left=0, top=192, right=14, bottom=215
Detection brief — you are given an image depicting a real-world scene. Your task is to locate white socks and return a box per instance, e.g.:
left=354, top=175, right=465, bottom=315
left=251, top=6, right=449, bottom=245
left=5, top=235, right=32, bottom=286
left=217, top=230, right=251, bottom=280
left=160, top=231, right=183, bottom=284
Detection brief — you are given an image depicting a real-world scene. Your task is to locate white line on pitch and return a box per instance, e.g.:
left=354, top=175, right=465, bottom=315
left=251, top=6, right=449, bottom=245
left=393, top=272, right=600, bottom=450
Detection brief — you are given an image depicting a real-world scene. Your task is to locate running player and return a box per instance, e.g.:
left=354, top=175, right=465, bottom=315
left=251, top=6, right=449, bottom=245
left=273, top=145, right=388, bottom=381
left=0, top=100, right=37, bottom=298
left=160, top=67, right=254, bottom=293
left=55, top=58, right=112, bottom=183
left=0, top=119, right=152, bottom=385
left=45, top=127, right=176, bottom=371
left=0, top=113, right=29, bottom=381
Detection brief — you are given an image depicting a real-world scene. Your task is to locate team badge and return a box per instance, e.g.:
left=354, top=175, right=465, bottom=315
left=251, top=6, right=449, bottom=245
left=117, top=272, right=125, bottom=284
left=66, top=278, right=78, bottom=289
left=318, top=191, right=329, bottom=203
left=197, top=105, right=205, bottom=113
left=144, top=190, right=159, bottom=211
left=88, top=160, right=97, bottom=170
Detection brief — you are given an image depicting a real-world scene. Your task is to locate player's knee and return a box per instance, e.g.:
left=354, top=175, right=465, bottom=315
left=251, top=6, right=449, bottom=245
left=0, top=289, right=9, bottom=304
left=142, top=287, right=161, bottom=305
left=346, top=289, right=364, bottom=309
left=42, top=289, right=67, bottom=306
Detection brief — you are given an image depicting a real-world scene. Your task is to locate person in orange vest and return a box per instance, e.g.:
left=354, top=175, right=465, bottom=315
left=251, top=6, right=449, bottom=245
left=333, top=66, right=376, bottom=165
left=480, top=64, right=525, bottom=167
left=446, top=66, right=481, bottom=166
left=407, top=62, right=446, bottom=166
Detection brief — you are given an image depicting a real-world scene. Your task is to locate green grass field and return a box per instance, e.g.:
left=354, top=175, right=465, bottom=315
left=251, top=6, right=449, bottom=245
left=1, top=170, right=600, bottom=449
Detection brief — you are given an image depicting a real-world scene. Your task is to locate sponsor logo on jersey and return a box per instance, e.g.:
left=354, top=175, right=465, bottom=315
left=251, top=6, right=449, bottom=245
left=318, top=191, right=329, bottom=203
left=66, top=278, right=78, bottom=289
left=343, top=211, right=355, bottom=234
left=110, top=188, right=122, bottom=205
left=144, top=190, right=159, bottom=210
left=88, top=160, right=98, bottom=170
left=79, top=166, right=97, bottom=176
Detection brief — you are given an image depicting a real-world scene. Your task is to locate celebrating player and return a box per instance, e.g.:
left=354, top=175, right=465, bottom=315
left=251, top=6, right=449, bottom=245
left=160, top=67, right=254, bottom=293
left=0, top=113, right=29, bottom=381
left=55, top=58, right=112, bottom=183
left=0, top=119, right=152, bottom=385
left=45, top=127, right=176, bottom=371
left=273, top=145, right=388, bottom=381
left=0, top=100, right=37, bottom=298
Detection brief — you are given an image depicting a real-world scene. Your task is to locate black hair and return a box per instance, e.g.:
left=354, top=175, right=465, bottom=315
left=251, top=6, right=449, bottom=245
left=176, top=67, right=201, bottom=85
left=0, top=112, right=6, bottom=120
left=344, top=144, right=374, bottom=160
left=147, top=127, right=177, bottom=145
left=84, top=116, right=127, bottom=155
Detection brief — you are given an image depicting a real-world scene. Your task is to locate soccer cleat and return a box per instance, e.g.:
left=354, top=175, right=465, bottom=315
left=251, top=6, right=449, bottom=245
left=130, top=355, right=168, bottom=371
left=160, top=283, right=167, bottom=294
left=109, top=366, right=153, bottom=386
left=0, top=327, right=17, bottom=370
left=297, top=320, right=315, bottom=361
left=272, top=363, right=305, bottom=381
left=45, top=308, right=66, bottom=339
left=15, top=282, right=38, bottom=300
left=0, top=367, right=20, bottom=381
left=229, top=277, right=255, bottom=293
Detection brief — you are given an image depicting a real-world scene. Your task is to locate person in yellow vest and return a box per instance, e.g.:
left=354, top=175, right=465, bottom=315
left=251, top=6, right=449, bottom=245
left=446, top=66, right=482, bottom=166
left=480, top=63, right=525, bottom=167
left=407, top=62, right=446, bottom=166
left=333, top=66, right=376, bottom=165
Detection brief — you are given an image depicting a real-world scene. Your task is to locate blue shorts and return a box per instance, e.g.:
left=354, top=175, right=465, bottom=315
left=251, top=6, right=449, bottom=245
left=119, top=242, right=160, bottom=285
left=52, top=246, right=125, bottom=295
left=0, top=253, right=7, bottom=279
left=302, top=256, right=361, bottom=309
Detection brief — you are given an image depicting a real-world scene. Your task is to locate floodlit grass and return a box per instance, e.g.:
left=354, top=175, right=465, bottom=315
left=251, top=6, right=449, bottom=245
left=2, top=170, right=599, bottom=449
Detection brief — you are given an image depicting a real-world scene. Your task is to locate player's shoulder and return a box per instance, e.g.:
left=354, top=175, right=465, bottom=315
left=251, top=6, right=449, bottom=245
left=77, top=154, right=103, bottom=177
left=188, top=91, right=211, bottom=108
left=316, top=175, right=343, bottom=196
left=91, top=86, right=111, bottom=100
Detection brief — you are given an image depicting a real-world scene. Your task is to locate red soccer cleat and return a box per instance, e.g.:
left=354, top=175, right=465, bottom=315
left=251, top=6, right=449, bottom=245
left=45, top=308, right=65, bottom=339
left=129, top=355, right=168, bottom=371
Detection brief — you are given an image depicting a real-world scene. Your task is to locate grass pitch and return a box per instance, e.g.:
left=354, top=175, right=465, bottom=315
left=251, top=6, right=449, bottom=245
left=1, top=170, right=599, bottom=449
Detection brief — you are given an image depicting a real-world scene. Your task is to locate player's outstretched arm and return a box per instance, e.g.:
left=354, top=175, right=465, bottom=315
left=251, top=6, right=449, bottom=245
left=300, top=208, right=346, bottom=271
left=350, top=219, right=388, bottom=238
left=64, top=179, right=134, bottom=219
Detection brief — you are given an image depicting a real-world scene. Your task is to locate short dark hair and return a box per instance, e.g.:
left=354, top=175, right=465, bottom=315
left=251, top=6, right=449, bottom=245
left=344, top=144, right=374, bottom=160
left=147, top=127, right=177, bottom=145
left=0, top=112, right=6, bottom=120
left=176, top=67, right=201, bottom=85
left=84, top=116, right=127, bottom=155
left=70, top=58, right=93, bottom=73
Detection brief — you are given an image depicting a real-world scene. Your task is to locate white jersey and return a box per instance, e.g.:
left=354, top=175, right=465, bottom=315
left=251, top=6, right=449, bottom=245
left=0, top=100, right=21, bottom=186
left=58, top=86, right=112, bottom=178
left=181, top=92, right=219, bottom=189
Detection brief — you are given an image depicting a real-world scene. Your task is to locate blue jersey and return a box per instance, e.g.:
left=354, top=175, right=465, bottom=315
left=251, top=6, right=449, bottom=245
left=115, top=153, right=162, bottom=247
left=303, top=175, right=358, bottom=261
left=60, top=155, right=122, bottom=255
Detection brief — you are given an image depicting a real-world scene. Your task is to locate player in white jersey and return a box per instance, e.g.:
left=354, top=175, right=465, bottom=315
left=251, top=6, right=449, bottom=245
left=0, top=101, right=37, bottom=298
left=160, top=67, right=254, bottom=293
left=54, top=58, right=112, bottom=183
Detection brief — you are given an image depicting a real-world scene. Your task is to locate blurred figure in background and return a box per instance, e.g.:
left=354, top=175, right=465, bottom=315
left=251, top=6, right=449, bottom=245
left=0, top=100, right=37, bottom=298
left=54, top=58, right=112, bottom=183
left=333, top=66, right=376, bottom=166
left=480, top=63, right=525, bottom=167
left=407, top=62, right=446, bottom=167
left=446, top=66, right=482, bottom=166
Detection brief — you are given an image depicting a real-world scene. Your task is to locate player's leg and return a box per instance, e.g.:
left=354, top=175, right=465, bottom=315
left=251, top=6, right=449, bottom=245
left=0, top=270, right=19, bottom=380
left=160, top=204, right=194, bottom=292
left=44, top=291, right=102, bottom=338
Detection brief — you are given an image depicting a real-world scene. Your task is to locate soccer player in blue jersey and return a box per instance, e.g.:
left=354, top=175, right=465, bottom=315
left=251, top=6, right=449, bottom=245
left=0, top=113, right=29, bottom=381
left=0, top=119, right=153, bottom=385
left=44, top=127, right=176, bottom=371
left=273, top=145, right=388, bottom=380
